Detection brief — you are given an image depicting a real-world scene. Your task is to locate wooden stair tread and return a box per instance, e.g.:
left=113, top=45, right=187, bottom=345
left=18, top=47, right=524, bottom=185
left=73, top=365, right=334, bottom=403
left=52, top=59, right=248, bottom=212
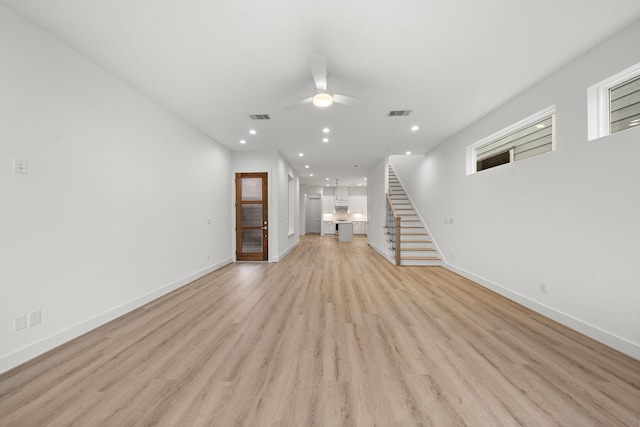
left=399, top=247, right=436, bottom=251
left=392, top=255, right=441, bottom=260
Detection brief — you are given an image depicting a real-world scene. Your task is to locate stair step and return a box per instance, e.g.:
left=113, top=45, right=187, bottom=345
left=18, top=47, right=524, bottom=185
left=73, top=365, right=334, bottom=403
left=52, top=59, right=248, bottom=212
left=399, top=247, right=436, bottom=251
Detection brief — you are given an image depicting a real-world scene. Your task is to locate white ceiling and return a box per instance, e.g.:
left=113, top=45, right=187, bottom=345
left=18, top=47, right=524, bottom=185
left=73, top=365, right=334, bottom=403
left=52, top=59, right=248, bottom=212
left=3, top=0, right=640, bottom=187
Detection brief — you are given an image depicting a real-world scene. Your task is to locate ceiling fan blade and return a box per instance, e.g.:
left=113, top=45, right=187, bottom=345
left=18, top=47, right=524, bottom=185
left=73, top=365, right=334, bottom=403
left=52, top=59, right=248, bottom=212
left=333, top=93, right=368, bottom=107
left=309, top=55, right=327, bottom=91
left=284, top=97, right=313, bottom=110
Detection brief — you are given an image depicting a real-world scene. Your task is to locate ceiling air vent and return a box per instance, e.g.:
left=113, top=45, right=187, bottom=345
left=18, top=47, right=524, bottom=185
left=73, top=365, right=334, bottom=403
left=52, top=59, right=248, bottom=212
left=249, top=114, right=271, bottom=120
left=387, top=110, right=412, bottom=117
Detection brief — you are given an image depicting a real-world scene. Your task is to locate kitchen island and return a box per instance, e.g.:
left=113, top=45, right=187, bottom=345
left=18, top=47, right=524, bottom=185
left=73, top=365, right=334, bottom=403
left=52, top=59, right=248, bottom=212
left=334, top=221, right=353, bottom=242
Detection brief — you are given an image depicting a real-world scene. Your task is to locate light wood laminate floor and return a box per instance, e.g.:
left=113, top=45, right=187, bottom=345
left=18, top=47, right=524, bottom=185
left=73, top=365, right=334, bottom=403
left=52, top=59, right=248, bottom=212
left=1, top=235, right=639, bottom=426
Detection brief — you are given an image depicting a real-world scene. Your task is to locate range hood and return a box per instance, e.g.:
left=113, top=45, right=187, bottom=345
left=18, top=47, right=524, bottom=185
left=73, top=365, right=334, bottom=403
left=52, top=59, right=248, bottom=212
left=335, top=199, right=348, bottom=208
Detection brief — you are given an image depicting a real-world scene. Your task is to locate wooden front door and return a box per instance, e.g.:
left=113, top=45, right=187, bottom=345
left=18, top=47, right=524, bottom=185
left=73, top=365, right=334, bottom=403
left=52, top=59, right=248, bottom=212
left=235, top=172, right=268, bottom=261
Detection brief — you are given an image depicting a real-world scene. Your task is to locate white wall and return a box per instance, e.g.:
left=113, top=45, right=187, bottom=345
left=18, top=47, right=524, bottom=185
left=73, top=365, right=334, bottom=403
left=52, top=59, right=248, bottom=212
left=367, top=158, right=390, bottom=258
left=390, top=19, right=640, bottom=358
left=0, top=7, right=233, bottom=373
left=232, top=150, right=299, bottom=261
left=277, top=152, right=299, bottom=259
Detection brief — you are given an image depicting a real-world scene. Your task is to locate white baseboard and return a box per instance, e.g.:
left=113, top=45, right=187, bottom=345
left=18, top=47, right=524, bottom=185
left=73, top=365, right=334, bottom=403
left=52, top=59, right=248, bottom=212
left=273, top=240, right=299, bottom=262
left=0, top=258, right=233, bottom=374
left=368, top=241, right=395, bottom=265
left=443, top=262, right=640, bottom=360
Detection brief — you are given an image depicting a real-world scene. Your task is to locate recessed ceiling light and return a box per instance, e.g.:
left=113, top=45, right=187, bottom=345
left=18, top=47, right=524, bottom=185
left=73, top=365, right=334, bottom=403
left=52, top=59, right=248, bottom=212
left=411, top=125, right=419, bottom=131
left=305, top=165, right=310, bottom=168
left=298, top=153, right=304, bottom=157
left=323, top=127, right=330, bottom=133
left=322, top=138, right=329, bottom=143
left=406, top=151, right=412, bottom=155
left=309, top=173, right=314, bottom=177
left=249, top=129, right=256, bottom=135
left=325, top=178, right=330, bottom=181
left=364, top=177, right=367, bottom=181
left=240, top=139, right=247, bottom=144
left=358, top=184, right=362, bottom=186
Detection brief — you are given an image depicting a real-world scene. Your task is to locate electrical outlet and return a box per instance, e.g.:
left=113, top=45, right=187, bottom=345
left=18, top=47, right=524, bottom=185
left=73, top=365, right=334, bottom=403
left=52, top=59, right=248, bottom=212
left=540, top=283, right=547, bottom=294
left=13, top=158, right=28, bottom=174
left=14, top=315, right=27, bottom=331
left=29, top=310, right=41, bottom=326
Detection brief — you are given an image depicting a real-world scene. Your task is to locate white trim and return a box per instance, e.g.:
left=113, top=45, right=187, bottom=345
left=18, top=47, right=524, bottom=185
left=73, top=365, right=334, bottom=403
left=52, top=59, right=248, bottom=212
left=588, top=61, right=640, bottom=141
left=467, top=105, right=556, bottom=175
left=0, top=258, right=232, bottom=374
left=442, top=262, right=639, bottom=360
left=369, top=241, right=396, bottom=265
left=273, top=240, right=299, bottom=262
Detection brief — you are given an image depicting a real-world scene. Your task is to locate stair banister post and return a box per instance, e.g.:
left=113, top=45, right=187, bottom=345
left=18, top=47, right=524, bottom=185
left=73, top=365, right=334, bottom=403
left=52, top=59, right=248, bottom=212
left=395, top=216, right=401, bottom=266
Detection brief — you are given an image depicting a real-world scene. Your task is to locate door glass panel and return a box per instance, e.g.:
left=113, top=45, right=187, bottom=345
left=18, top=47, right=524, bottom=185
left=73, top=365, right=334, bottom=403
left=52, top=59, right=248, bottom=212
left=241, top=204, right=262, bottom=227
left=241, top=178, right=263, bottom=201
left=242, top=230, right=263, bottom=252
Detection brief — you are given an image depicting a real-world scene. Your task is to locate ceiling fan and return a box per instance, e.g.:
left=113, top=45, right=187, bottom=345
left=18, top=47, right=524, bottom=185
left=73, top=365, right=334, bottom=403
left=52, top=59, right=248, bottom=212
left=287, top=55, right=367, bottom=109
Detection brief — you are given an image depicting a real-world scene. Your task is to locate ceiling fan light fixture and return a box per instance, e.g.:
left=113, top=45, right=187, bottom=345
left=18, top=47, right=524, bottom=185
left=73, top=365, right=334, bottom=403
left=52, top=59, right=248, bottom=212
left=313, top=91, right=333, bottom=107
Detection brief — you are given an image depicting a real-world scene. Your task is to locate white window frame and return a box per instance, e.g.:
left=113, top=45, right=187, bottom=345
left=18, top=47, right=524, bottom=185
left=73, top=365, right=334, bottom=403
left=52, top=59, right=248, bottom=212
left=288, top=174, right=295, bottom=236
left=587, top=61, right=640, bottom=141
left=466, top=105, right=556, bottom=175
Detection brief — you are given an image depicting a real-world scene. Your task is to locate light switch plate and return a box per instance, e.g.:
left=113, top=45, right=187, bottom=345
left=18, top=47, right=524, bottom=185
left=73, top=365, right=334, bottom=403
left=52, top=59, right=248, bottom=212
left=29, top=310, right=41, bottom=326
left=14, top=315, right=27, bottom=331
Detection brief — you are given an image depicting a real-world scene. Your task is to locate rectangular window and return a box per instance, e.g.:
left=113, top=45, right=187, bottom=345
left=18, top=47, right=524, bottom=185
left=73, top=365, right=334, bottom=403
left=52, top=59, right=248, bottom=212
left=468, top=106, right=556, bottom=174
left=588, top=61, right=640, bottom=140
left=609, top=74, right=640, bottom=134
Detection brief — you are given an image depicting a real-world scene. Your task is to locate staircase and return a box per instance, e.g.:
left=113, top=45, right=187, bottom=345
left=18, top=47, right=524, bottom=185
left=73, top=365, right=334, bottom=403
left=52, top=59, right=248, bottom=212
left=385, top=166, right=441, bottom=266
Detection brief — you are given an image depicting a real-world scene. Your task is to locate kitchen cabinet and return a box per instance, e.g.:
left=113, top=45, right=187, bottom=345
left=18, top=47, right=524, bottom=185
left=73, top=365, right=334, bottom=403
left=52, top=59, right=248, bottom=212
left=322, top=195, right=335, bottom=214
left=352, top=221, right=367, bottom=235
left=348, top=195, right=366, bottom=214
left=322, top=221, right=336, bottom=236
left=335, top=186, right=349, bottom=204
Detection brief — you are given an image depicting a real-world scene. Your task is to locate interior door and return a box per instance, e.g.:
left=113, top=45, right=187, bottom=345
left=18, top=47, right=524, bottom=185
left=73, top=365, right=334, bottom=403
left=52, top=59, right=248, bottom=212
left=236, top=172, right=268, bottom=261
left=308, top=195, right=321, bottom=234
